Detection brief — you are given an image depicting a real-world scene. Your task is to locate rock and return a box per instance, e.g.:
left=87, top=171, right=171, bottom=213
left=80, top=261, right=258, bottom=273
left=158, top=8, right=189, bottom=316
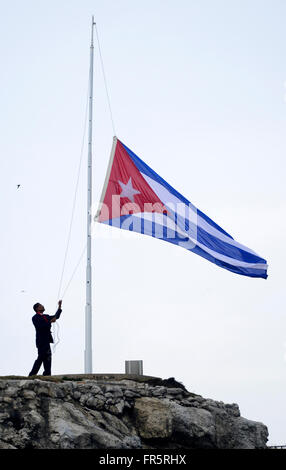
left=232, top=417, right=269, bottom=449
left=48, top=401, right=124, bottom=449
left=225, top=403, right=240, bottom=418
left=90, top=385, right=102, bottom=395
left=22, top=390, right=36, bottom=400
left=5, top=387, right=18, bottom=398
left=0, top=375, right=268, bottom=449
left=124, top=390, right=141, bottom=399
left=166, top=388, right=184, bottom=396
left=106, top=400, right=125, bottom=416
left=170, top=402, right=216, bottom=448
left=72, top=391, right=81, bottom=400
left=134, top=397, right=172, bottom=439
left=0, top=440, right=16, bottom=449
left=151, top=386, right=167, bottom=397
left=2, top=396, right=13, bottom=404
left=105, top=385, right=123, bottom=397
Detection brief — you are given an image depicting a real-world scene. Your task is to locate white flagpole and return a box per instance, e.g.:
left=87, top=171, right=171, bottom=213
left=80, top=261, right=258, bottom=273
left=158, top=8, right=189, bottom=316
left=85, top=16, right=95, bottom=374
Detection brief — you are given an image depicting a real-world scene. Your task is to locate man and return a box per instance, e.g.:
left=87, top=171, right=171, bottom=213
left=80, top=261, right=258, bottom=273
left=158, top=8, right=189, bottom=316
left=29, top=300, right=62, bottom=376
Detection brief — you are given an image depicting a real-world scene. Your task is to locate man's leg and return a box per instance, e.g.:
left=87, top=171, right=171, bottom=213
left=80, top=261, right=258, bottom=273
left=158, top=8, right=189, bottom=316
left=42, top=346, right=52, bottom=376
left=29, top=348, right=44, bottom=376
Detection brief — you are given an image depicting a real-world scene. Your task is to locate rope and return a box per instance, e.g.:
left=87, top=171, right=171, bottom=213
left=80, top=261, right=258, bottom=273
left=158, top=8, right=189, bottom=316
left=52, top=322, right=60, bottom=354
left=53, top=23, right=116, bottom=350
left=52, top=245, right=86, bottom=353
left=53, top=80, right=89, bottom=352
left=57, top=23, right=115, bottom=303
left=94, top=23, right=116, bottom=136
left=61, top=244, right=87, bottom=299
left=56, top=81, right=89, bottom=301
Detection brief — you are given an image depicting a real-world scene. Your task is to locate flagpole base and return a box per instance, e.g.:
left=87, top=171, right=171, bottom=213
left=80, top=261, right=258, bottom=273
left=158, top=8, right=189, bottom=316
left=84, top=349, right=93, bottom=374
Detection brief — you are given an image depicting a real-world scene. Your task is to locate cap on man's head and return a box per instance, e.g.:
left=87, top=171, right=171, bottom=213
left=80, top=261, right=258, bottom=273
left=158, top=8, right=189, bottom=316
left=33, top=303, right=41, bottom=312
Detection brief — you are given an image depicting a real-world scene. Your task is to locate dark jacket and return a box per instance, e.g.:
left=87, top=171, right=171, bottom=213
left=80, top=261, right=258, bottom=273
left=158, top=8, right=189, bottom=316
left=32, top=309, right=62, bottom=348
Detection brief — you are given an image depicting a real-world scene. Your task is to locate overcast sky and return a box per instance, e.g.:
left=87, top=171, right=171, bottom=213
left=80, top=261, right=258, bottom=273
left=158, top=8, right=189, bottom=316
left=0, top=0, right=285, bottom=446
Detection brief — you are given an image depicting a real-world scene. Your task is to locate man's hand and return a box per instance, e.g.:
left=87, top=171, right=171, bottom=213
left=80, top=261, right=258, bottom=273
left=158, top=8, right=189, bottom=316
left=58, top=300, right=62, bottom=308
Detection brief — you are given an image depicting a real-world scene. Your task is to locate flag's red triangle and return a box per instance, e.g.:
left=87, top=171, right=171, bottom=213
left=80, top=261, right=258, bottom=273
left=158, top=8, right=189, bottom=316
left=99, top=140, right=167, bottom=222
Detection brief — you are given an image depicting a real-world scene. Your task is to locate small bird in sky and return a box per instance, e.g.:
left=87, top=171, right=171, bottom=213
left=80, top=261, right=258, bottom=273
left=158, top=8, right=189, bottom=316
left=17, top=185, right=21, bottom=189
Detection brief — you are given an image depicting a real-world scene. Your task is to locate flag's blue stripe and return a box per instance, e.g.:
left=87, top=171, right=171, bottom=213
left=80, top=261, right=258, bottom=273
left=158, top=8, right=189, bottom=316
left=210, top=259, right=267, bottom=279
left=172, top=211, right=266, bottom=265
left=197, top=226, right=265, bottom=264
left=120, top=140, right=233, bottom=240
left=121, top=140, right=267, bottom=266
left=103, top=215, right=267, bottom=279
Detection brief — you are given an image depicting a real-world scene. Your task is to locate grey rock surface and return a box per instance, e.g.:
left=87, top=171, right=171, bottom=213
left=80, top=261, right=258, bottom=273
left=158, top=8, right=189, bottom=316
left=0, top=375, right=268, bottom=449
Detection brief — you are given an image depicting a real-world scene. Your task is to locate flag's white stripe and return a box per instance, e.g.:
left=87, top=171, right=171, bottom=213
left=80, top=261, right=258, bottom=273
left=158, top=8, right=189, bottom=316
left=132, top=211, right=190, bottom=239
left=95, top=136, right=118, bottom=221
left=142, top=174, right=259, bottom=257
left=132, top=212, right=267, bottom=270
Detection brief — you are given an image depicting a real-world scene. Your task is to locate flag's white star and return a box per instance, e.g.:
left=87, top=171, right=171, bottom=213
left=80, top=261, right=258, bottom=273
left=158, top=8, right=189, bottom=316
left=118, top=178, right=141, bottom=202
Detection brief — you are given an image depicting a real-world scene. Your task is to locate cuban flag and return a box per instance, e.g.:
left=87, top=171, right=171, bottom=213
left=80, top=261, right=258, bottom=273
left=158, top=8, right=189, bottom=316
left=95, top=137, right=268, bottom=279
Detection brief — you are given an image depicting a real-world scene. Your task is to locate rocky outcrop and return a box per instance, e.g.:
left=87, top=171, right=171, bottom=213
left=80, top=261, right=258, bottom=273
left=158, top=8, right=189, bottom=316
left=0, top=375, right=268, bottom=449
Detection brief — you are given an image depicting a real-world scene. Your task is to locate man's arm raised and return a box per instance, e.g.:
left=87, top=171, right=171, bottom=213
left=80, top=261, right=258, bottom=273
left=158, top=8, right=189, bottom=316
left=50, top=300, right=63, bottom=323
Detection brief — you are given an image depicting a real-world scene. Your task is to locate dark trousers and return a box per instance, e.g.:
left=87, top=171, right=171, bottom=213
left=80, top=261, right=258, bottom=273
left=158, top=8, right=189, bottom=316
left=29, top=344, right=52, bottom=376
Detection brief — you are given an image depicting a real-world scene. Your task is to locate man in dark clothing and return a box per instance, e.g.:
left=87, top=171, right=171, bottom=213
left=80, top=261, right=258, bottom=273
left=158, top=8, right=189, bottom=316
left=29, top=300, right=62, bottom=376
